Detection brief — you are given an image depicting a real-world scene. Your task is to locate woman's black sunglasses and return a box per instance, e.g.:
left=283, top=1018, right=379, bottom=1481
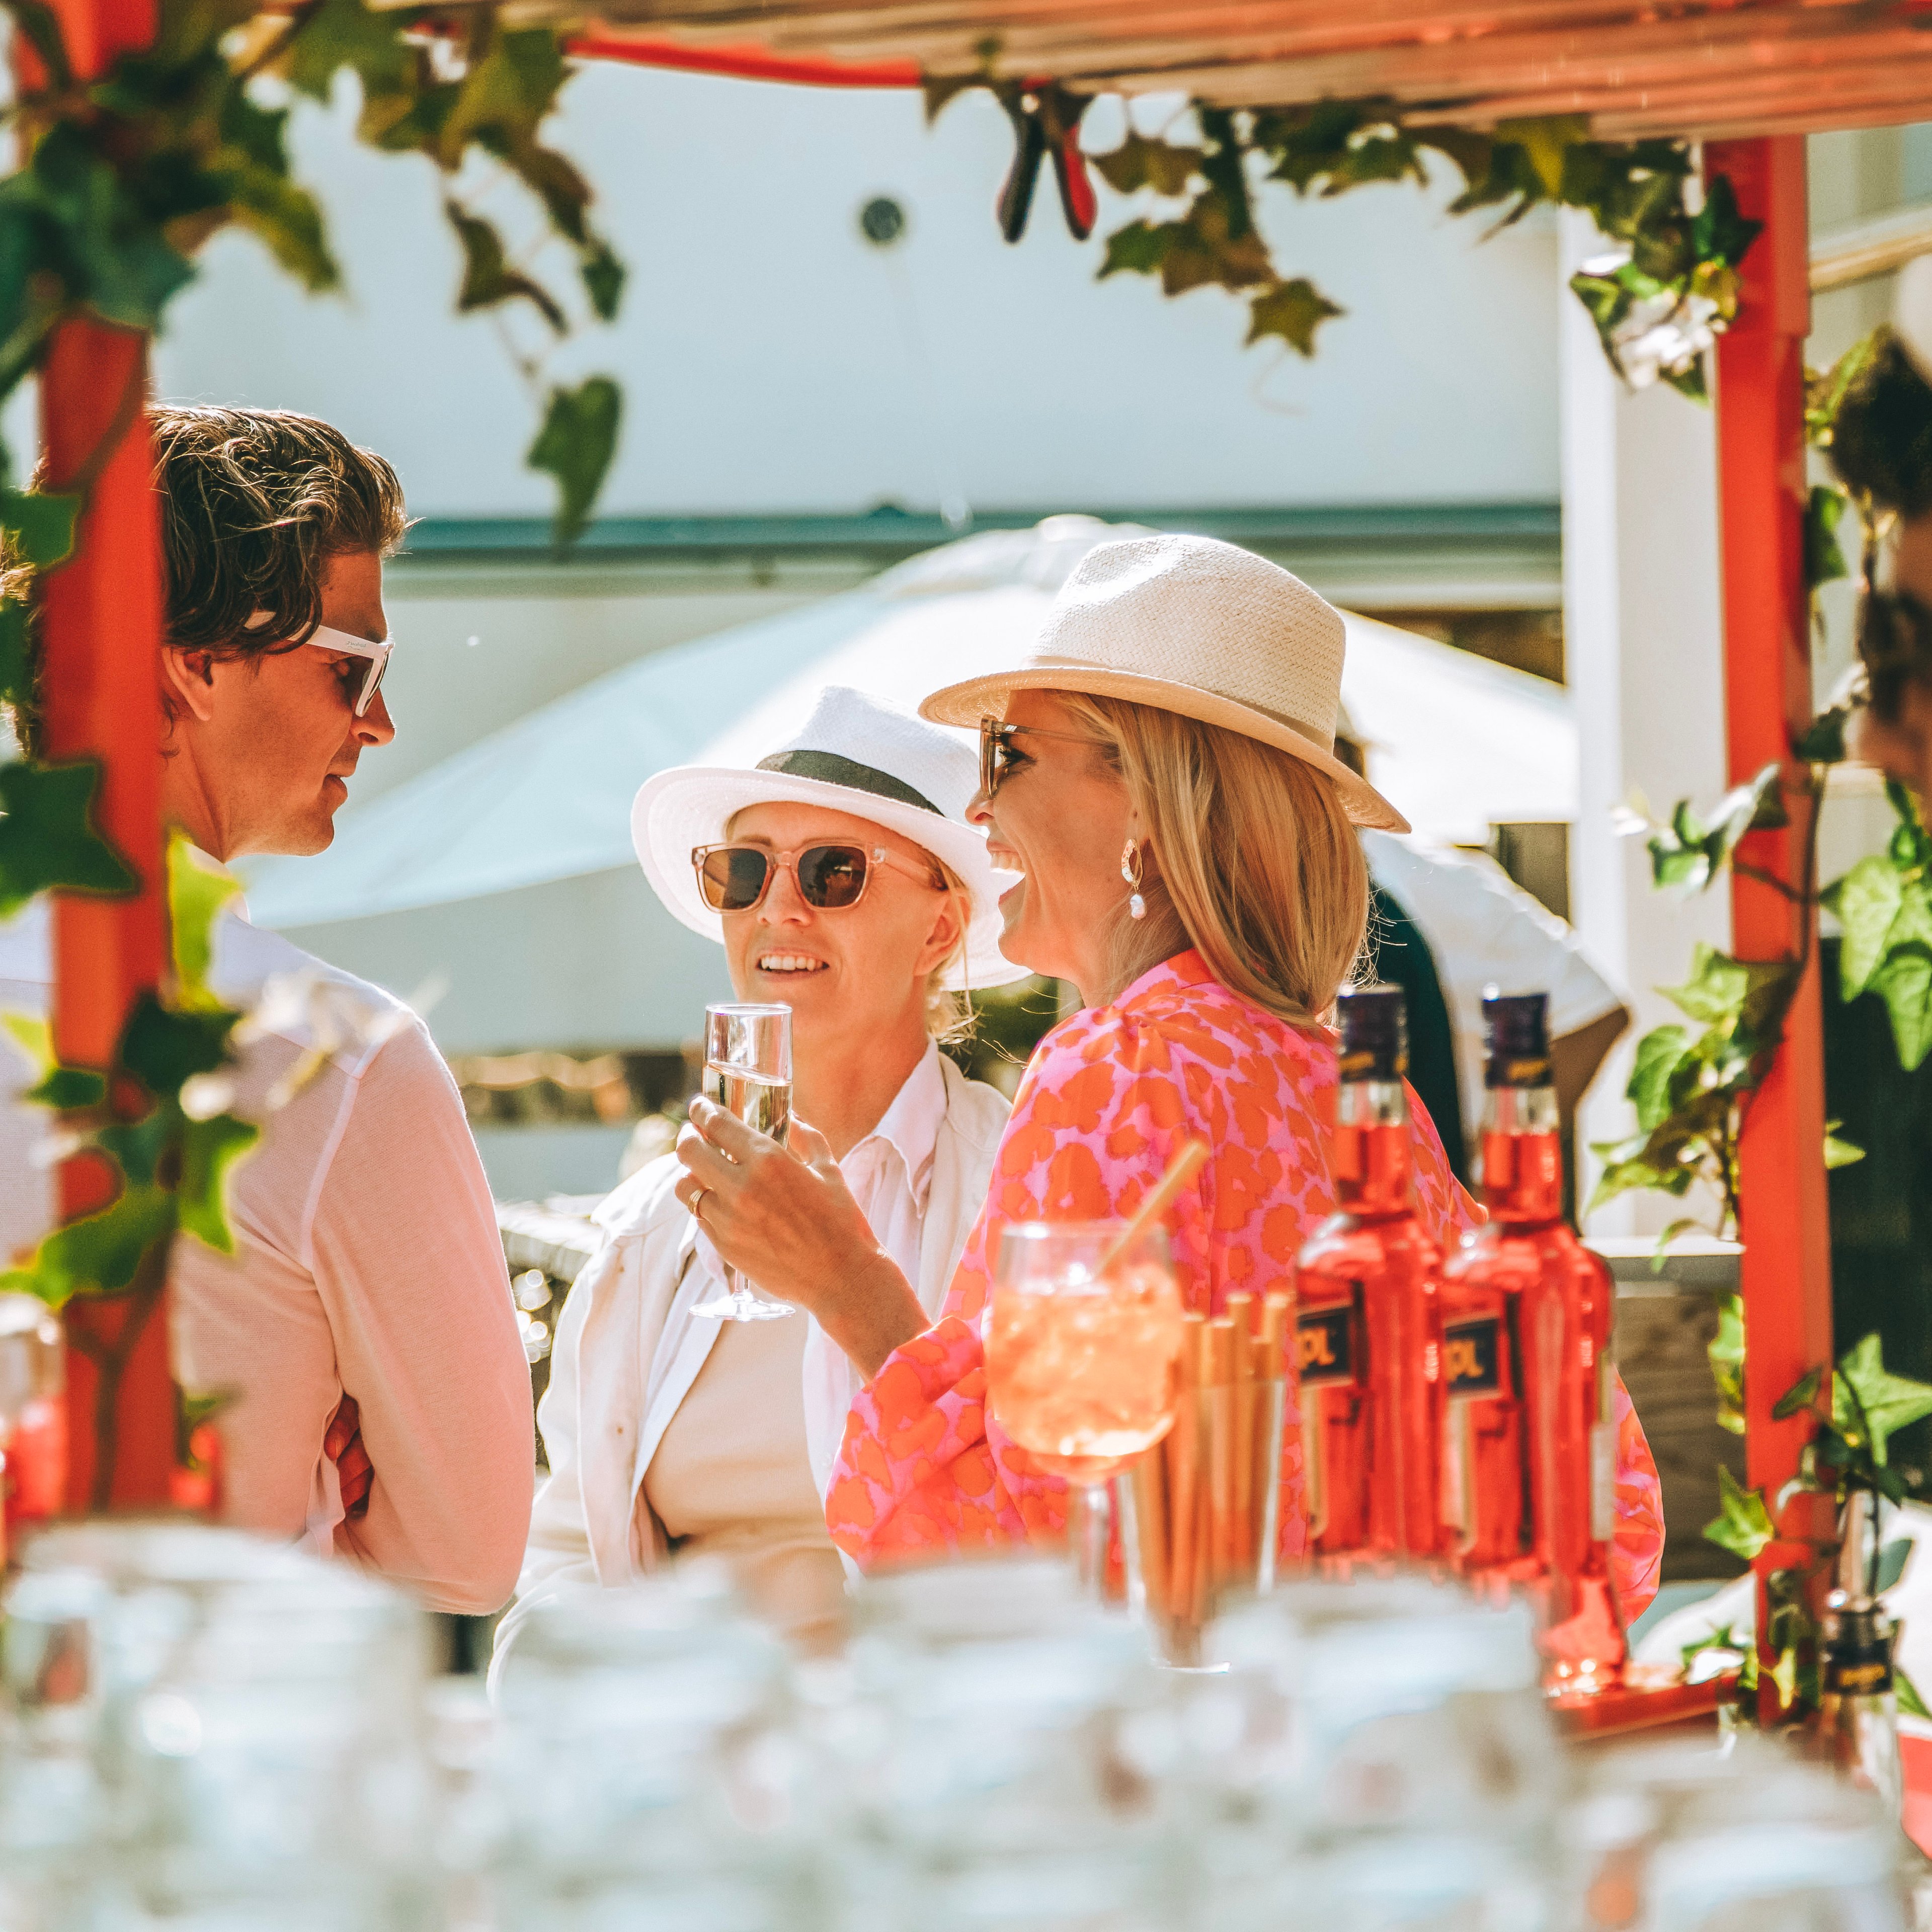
left=692, top=842, right=939, bottom=914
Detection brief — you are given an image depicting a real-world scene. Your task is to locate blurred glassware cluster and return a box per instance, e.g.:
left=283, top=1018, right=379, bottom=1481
left=1, top=1526, right=1914, bottom=1932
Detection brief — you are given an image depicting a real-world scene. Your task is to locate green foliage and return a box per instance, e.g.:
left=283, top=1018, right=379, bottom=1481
left=1805, top=485, right=1850, bottom=592
left=1821, top=783, right=1932, bottom=1071
left=0, top=758, right=140, bottom=916
left=0, top=835, right=258, bottom=1309
left=0, top=0, right=625, bottom=551
left=528, top=377, right=621, bottom=549
left=1637, top=762, right=1785, bottom=894
left=1069, top=99, right=1745, bottom=379
left=1587, top=941, right=1800, bottom=1231
left=1708, top=1292, right=1745, bottom=1436
left=1704, top=1462, right=1775, bottom=1561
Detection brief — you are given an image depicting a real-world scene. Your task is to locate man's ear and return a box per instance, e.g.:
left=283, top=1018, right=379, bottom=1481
left=160, top=647, right=219, bottom=725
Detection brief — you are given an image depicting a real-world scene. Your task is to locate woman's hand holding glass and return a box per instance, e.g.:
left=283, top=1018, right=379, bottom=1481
left=674, top=1099, right=931, bottom=1376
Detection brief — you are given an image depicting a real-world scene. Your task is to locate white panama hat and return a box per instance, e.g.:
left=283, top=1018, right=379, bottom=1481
left=631, top=684, right=1031, bottom=991
left=921, top=532, right=1409, bottom=833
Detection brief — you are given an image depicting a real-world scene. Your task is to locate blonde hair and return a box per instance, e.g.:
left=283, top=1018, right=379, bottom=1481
left=1056, top=693, right=1367, bottom=1026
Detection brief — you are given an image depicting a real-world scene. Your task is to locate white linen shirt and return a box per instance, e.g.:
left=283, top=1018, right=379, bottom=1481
left=493, top=1046, right=1010, bottom=1684
left=0, top=897, right=534, bottom=1614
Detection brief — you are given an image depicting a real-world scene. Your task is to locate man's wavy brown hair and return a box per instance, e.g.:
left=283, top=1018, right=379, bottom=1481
left=5, top=407, right=406, bottom=752
left=152, top=405, right=408, bottom=655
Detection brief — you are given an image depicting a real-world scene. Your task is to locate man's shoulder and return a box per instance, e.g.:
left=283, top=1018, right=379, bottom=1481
left=213, top=918, right=424, bottom=1081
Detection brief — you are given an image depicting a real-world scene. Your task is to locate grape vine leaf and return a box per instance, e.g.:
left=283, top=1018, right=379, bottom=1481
left=0, top=1184, right=174, bottom=1305
left=167, top=836, right=243, bottom=1008
left=0, top=489, right=77, bottom=569
left=1089, top=130, right=1202, bottom=198
left=446, top=202, right=565, bottom=333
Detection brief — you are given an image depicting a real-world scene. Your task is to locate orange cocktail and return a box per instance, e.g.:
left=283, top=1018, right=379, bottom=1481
left=986, top=1225, right=1186, bottom=1485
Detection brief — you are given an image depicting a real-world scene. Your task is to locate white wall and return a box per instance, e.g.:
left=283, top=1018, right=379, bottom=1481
left=150, top=69, right=1561, bottom=518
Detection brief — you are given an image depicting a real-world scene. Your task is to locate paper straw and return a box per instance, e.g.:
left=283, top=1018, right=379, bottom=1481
left=1098, top=1137, right=1211, bottom=1275
left=1167, top=1313, right=1208, bottom=1634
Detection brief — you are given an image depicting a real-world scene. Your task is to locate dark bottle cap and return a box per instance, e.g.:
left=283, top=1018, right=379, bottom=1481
left=1483, top=988, right=1554, bottom=1089
left=1822, top=1600, right=1894, bottom=1697
left=1337, top=984, right=1408, bottom=1082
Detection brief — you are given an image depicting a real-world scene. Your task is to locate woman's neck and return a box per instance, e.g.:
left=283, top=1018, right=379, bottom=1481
left=792, top=1018, right=934, bottom=1160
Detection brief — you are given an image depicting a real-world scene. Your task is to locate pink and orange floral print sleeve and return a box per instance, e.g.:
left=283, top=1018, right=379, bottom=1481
left=825, top=951, right=1664, bottom=1624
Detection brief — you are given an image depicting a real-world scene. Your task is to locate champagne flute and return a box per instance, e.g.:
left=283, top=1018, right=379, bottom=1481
left=691, top=1003, right=795, bottom=1323
left=985, top=1223, right=1185, bottom=1596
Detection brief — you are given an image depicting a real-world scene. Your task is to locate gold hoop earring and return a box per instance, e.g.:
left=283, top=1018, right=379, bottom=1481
left=1120, top=838, right=1147, bottom=921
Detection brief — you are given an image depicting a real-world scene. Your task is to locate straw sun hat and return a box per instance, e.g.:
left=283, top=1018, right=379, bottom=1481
left=631, top=684, right=1031, bottom=991
left=921, top=532, right=1409, bottom=833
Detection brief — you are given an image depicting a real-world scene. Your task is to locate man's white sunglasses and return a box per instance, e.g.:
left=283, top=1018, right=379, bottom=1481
left=246, top=612, right=392, bottom=717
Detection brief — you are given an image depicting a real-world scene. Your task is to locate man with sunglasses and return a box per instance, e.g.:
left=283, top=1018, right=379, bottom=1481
left=1, top=406, right=532, bottom=1617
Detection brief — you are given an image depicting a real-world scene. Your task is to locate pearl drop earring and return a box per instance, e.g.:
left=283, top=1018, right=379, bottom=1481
left=1120, top=838, right=1147, bottom=920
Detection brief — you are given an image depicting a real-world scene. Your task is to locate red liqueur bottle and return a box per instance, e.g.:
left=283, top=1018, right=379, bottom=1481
left=1295, top=985, right=1446, bottom=1568
left=1439, top=990, right=1626, bottom=1696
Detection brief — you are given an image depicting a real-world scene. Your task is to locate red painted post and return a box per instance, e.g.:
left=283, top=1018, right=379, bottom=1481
left=1707, top=136, right=1836, bottom=1699
left=36, top=0, right=176, bottom=1511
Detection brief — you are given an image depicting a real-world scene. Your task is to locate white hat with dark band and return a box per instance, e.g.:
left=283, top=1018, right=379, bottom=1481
left=630, top=684, right=1029, bottom=990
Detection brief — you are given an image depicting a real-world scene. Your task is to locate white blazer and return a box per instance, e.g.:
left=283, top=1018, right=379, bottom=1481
left=491, top=1054, right=1010, bottom=1682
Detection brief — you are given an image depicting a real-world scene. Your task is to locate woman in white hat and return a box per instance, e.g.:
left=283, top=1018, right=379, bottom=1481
left=492, top=687, right=1025, bottom=1670
left=676, top=537, right=1664, bottom=1608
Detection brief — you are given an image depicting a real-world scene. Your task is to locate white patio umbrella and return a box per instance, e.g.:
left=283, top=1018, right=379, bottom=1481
left=245, top=513, right=1575, bottom=935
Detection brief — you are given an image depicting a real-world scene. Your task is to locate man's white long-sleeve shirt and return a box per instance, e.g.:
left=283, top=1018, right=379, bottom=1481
left=0, top=898, right=533, bottom=1614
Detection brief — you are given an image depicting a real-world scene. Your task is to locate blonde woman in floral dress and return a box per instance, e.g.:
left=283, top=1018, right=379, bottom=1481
left=676, top=535, right=1666, bottom=1613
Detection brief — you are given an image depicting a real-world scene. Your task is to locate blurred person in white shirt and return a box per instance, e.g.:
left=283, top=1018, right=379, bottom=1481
left=493, top=687, right=1022, bottom=1677
left=0, top=407, right=531, bottom=1613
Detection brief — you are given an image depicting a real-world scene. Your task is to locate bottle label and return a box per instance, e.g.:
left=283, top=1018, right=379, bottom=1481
left=1443, top=1317, right=1501, bottom=1395
left=1824, top=1638, right=1894, bottom=1696
left=1296, top=1306, right=1355, bottom=1385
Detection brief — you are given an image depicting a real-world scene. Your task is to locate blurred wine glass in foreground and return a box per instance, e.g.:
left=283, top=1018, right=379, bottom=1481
left=987, top=1223, right=1185, bottom=1595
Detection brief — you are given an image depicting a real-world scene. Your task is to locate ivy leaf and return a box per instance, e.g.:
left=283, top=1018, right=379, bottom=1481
left=446, top=203, right=565, bottom=333
left=167, top=836, right=242, bottom=1008
left=26, top=1064, right=106, bottom=1110
left=580, top=235, right=624, bottom=323
left=1824, top=1121, right=1867, bottom=1169
left=1869, top=926, right=1932, bottom=1071
left=0, top=759, right=140, bottom=916
left=0, top=489, right=77, bottom=569
left=1662, top=943, right=1751, bottom=1025
left=921, top=74, right=981, bottom=125
left=437, top=28, right=569, bottom=173
left=1, top=1184, right=175, bottom=1306
left=1836, top=1332, right=1932, bottom=1465
left=1245, top=278, right=1344, bottom=356
left=1628, top=1024, right=1692, bottom=1133
left=119, top=993, right=236, bottom=1100
left=177, top=1113, right=258, bottom=1253
left=285, top=0, right=417, bottom=106
left=0, top=600, right=27, bottom=709
left=1691, top=173, right=1762, bottom=271
left=1090, top=130, right=1202, bottom=199
left=1709, top=1293, right=1745, bottom=1435
left=1795, top=703, right=1850, bottom=765
left=1100, top=218, right=1170, bottom=279
left=1704, top=1462, right=1775, bottom=1561
left=527, top=376, right=620, bottom=549
left=1773, top=1365, right=1823, bottom=1421
left=1805, top=485, right=1850, bottom=592
left=1826, top=853, right=1905, bottom=999
left=1493, top=115, right=1587, bottom=199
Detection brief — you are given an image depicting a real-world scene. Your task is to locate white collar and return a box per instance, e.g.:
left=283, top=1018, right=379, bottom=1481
left=843, top=1039, right=947, bottom=1189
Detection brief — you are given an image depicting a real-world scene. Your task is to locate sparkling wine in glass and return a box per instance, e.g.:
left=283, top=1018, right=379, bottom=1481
left=691, top=1002, right=795, bottom=1323
left=986, top=1222, right=1185, bottom=1593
